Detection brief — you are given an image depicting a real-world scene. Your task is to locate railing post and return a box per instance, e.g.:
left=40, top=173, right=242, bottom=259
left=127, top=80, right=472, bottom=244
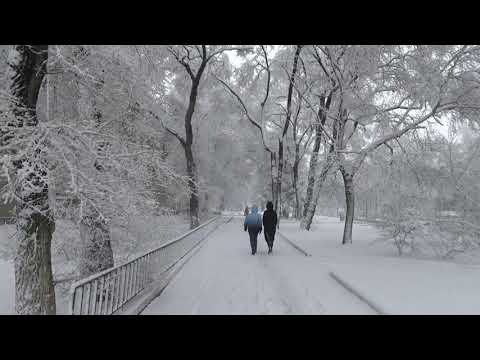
left=105, top=272, right=112, bottom=315
left=113, top=268, right=121, bottom=313
left=108, top=271, right=116, bottom=314
left=132, top=261, right=138, bottom=296
left=69, top=285, right=76, bottom=315
left=97, top=276, right=105, bottom=315
left=91, top=279, right=98, bottom=315
left=127, top=262, right=133, bottom=300
left=119, top=266, right=126, bottom=310
left=84, top=282, right=91, bottom=315
left=78, top=286, right=84, bottom=315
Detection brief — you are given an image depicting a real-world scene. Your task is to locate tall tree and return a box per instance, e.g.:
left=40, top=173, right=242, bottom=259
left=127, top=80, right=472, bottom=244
left=4, top=45, right=56, bottom=314
left=274, top=45, right=303, bottom=222
left=218, top=45, right=304, bottom=224
left=73, top=46, right=114, bottom=276
left=161, top=45, right=245, bottom=228
left=302, top=45, right=480, bottom=244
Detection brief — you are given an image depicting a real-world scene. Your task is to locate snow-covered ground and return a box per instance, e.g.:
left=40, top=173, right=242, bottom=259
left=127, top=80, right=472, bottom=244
left=3, top=215, right=480, bottom=314
left=280, top=216, right=480, bottom=315
left=0, top=259, right=14, bottom=314
left=0, top=225, right=15, bottom=314
left=142, top=217, right=375, bottom=315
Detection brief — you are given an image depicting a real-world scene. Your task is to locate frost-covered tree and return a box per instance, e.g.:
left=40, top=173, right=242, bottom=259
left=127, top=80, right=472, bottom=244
left=47, top=45, right=191, bottom=273
left=218, top=45, right=304, bottom=223
left=1, top=45, right=192, bottom=314
left=301, top=45, right=480, bottom=244
left=138, top=45, right=248, bottom=228
left=372, top=124, right=480, bottom=257
left=1, top=45, right=55, bottom=314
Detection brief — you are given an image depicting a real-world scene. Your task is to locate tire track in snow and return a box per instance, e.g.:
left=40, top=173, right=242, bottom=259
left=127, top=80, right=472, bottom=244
left=257, top=246, right=326, bottom=315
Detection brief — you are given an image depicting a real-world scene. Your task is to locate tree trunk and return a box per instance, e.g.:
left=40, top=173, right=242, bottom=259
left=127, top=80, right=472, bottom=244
left=301, top=97, right=338, bottom=231
left=302, top=92, right=332, bottom=219
left=303, top=149, right=320, bottom=219
left=181, top=58, right=206, bottom=229
left=274, top=140, right=282, bottom=212
left=270, top=152, right=277, bottom=206
left=185, top=145, right=199, bottom=228
left=79, top=206, right=114, bottom=277
left=275, top=45, right=302, bottom=228
left=293, top=175, right=300, bottom=219
left=341, top=170, right=354, bottom=245
left=301, top=153, right=335, bottom=230
left=292, top=144, right=300, bottom=219
left=8, top=45, right=56, bottom=314
left=78, top=193, right=114, bottom=277
left=76, top=45, right=114, bottom=276
left=15, top=206, right=56, bottom=315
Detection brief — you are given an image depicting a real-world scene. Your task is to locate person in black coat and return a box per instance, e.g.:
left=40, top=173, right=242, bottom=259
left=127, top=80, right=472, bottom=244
left=262, top=201, right=278, bottom=254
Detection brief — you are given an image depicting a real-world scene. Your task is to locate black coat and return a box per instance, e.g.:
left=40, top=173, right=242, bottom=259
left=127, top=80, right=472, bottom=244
left=262, top=209, right=278, bottom=233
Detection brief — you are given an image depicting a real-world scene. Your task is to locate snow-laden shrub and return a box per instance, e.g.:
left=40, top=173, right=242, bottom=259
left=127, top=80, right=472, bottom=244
left=50, top=216, right=195, bottom=267
left=378, top=204, right=480, bottom=258
left=378, top=206, right=422, bottom=256
left=419, top=219, right=480, bottom=259
left=110, top=213, right=189, bottom=263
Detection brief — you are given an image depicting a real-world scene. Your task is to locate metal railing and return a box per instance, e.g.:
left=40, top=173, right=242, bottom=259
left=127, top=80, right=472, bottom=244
left=0, top=217, right=15, bottom=225
left=69, top=215, right=228, bottom=315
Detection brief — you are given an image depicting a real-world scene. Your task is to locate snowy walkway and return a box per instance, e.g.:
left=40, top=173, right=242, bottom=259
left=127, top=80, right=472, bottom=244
left=141, top=217, right=375, bottom=315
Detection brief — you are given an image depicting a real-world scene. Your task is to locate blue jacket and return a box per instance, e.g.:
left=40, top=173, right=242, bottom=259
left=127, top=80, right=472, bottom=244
left=244, top=206, right=262, bottom=232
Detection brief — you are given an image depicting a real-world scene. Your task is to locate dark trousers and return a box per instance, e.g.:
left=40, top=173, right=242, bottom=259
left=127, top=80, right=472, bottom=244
left=248, top=230, right=260, bottom=253
left=264, top=231, right=275, bottom=248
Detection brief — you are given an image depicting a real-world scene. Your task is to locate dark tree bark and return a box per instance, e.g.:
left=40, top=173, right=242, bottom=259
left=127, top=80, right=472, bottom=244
left=79, top=208, right=114, bottom=277
left=185, top=144, right=200, bottom=228
left=290, top=100, right=307, bottom=220
left=302, top=93, right=332, bottom=218
left=292, top=142, right=300, bottom=219
left=164, top=46, right=210, bottom=229
left=270, top=152, right=277, bottom=208
left=8, top=45, right=56, bottom=314
left=183, top=57, right=206, bottom=228
left=275, top=138, right=283, bottom=215
left=301, top=108, right=338, bottom=230
left=302, top=152, right=336, bottom=230
left=275, top=45, right=303, bottom=228
left=340, top=169, right=354, bottom=244
left=75, top=46, right=114, bottom=277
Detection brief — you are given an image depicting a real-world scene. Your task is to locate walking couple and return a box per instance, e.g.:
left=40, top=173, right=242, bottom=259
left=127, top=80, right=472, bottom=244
left=243, top=201, right=278, bottom=255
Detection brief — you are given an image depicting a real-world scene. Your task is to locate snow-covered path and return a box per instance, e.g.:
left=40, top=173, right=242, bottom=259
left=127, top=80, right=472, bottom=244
left=0, top=259, right=15, bottom=314
left=142, top=217, right=374, bottom=315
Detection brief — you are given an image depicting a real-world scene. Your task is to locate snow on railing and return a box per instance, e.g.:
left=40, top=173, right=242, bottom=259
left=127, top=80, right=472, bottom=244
left=69, top=215, right=227, bottom=315
left=0, top=217, right=15, bottom=225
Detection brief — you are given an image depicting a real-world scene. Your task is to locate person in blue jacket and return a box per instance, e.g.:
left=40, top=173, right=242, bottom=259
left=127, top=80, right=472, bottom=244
left=244, top=205, right=262, bottom=255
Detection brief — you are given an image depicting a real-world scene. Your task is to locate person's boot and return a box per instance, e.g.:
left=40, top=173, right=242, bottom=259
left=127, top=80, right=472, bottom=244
left=268, top=246, right=272, bottom=254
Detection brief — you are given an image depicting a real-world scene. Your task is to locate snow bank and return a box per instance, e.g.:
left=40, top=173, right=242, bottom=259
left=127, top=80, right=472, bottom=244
left=0, top=225, right=15, bottom=314
left=331, top=259, right=480, bottom=314
left=0, top=259, right=14, bottom=314
left=280, top=217, right=480, bottom=314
